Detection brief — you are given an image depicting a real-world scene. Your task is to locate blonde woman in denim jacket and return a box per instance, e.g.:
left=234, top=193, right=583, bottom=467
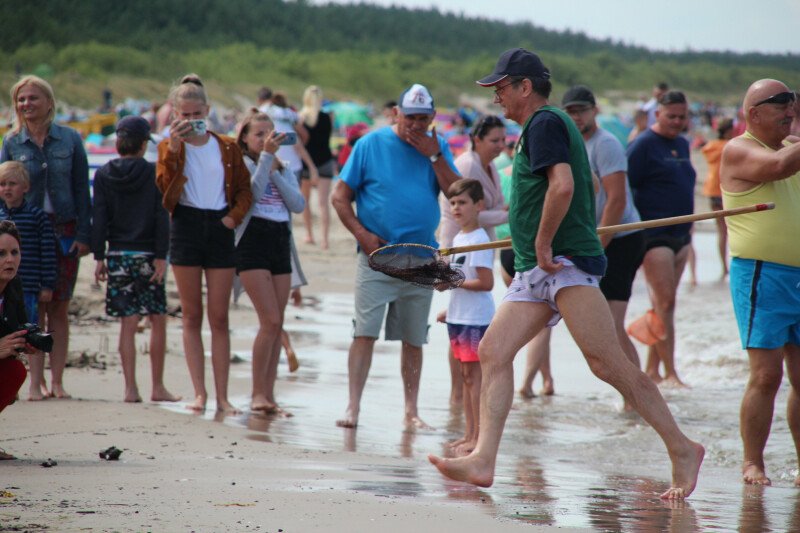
left=1, top=75, right=90, bottom=400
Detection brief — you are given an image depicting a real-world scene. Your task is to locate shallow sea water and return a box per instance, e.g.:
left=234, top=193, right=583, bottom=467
left=164, top=229, right=800, bottom=531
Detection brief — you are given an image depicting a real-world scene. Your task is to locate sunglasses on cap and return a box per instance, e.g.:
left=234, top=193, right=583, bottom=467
left=753, top=91, right=797, bottom=107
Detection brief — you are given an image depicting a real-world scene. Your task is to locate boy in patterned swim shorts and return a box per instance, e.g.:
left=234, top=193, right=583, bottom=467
left=90, top=116, right=180, bottom=404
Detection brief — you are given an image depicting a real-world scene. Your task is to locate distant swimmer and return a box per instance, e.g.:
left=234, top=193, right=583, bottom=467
left=428, top=48, right=704, bottom=500
left=720, top=79, right=800, bottom=487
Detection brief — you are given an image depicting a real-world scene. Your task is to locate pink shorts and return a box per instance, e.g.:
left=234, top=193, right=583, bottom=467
left=503, top=256, right=602, bottom=327
left=447, top=323, right=488, bottom=363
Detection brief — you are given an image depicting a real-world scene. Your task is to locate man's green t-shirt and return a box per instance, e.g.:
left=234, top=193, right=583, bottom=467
left=509, top=105, right=603, bottom=272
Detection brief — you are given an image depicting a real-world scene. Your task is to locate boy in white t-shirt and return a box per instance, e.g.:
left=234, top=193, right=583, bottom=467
left=436, top=179, right=495, bottom=456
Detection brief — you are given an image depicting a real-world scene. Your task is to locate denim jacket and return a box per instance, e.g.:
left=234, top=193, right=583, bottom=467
left=0, top=123, right=91, bottom=244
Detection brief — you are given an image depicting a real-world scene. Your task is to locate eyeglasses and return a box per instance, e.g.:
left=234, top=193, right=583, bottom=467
left=493, top=80, right=518, bottom=97
left=752, top=91, right=796, bottom=107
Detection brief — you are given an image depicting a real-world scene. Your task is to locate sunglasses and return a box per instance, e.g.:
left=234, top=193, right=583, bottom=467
left=753, top=91, right=797, bottom=107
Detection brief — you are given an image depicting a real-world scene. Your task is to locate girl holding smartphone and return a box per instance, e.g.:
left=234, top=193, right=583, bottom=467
left=156, top=74, right=252, bottom=413
left=235, top=109, right=305, bottom=413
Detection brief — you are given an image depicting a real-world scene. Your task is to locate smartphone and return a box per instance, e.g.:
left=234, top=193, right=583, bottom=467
left=188, top=119, right=207, bottom=137
left=279, top=131, right=297, bottom=145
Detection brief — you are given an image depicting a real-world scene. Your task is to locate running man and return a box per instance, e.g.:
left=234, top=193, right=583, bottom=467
left=720, top=79, right=800, bottom=486
left=428, top=48, right=704, bottom=499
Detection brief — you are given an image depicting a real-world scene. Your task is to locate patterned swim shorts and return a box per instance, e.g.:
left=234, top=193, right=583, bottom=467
left=105, top=253, right=167, bottom=317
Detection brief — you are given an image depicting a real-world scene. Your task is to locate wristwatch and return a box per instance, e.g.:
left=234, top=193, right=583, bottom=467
left=429, top=151, right=442, bottom=163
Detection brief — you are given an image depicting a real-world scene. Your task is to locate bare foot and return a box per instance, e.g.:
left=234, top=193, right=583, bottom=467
left=540, top=379, right=555, bottom=396
left=186, top=395, right=207, bottom=412
left=448, top=436, right=468, bottom=449
left=404, top=415, right=434, bottom=430
left=449, top=393, right=463, bottom=407
left=455, top=440, right=477, bottom=457
left=50, top=384, right=71, bottom=399
left=321, top=240, right=329, bottom=251
left=286, top=349, right=299, bottom=373
left=428, top=454, right=495, bottom=487
left=250, top=398, right=277, bottom=413
left=304, top=235, right=315, bottom=245
left=124, top=392, right=143, bottom=403
left=217, top=400, right=242, bottom=415
left=151, top=387, right=181, bottom=402
left=291, top=289, right=302, bottom=307
left=660, top=375, right=689, bottom=389
left=336, top=407, right=358, bottom=428
left=647, top=372, right=663, bottom=384
left=519, top=387, right=536, bottom=399
left=661, top=441, right=705, bottom=499
left=28, top=387, right=47, bottom=401
left=742, top=462, right=771, bottom=486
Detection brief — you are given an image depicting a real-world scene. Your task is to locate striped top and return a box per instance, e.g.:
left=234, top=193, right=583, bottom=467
left=0, top=200, right=57, bottom=293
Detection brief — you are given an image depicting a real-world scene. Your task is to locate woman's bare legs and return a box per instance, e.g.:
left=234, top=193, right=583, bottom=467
left=172, top=265, right=206, bottom=411
left=240, top=270, right=291, bottom=411
left=204, top=268, right=237, bottom=413
left=43, top=300, right=71, bottom=399
left=316, top=177, right=331, bottom=250
left=301, top=178, right=315, bottom=244
left=148, top=313, right=180, bottom=402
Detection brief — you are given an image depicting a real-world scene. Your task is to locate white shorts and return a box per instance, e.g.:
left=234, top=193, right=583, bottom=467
left=503, top=256, right=602, bottom=327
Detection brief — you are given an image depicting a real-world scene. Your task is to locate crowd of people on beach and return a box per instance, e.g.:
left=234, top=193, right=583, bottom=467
left=1, top=50, right=800, bottom=501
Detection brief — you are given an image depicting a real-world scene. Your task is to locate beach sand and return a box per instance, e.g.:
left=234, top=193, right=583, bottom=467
left=3, top=152, right=800, bottom=531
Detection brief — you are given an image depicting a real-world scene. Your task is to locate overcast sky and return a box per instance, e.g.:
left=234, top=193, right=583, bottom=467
left=313, top=0, right=798, bottom=55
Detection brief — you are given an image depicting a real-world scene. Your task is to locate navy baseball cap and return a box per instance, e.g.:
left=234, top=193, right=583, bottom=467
left=477, top=48, right=551, bottom=87
left=116, top=116, right=154, bottom=142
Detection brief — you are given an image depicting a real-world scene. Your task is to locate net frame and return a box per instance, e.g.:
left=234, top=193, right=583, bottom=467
left=368, top=243, right=465, bottom=289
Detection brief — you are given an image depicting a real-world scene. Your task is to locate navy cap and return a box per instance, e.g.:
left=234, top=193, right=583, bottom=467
left=116, top=116, right=154, bottom=142
left=562, top=85, right=596, bottom=108
left=477, top=48, right=551, bottom=87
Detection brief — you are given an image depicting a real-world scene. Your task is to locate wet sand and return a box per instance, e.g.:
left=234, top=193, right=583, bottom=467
left=4, top=155, right=800, bottom=530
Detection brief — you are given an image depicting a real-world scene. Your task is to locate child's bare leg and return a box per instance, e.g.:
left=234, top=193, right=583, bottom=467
left=456, top=361, right=482, bottom=456
left=281, top=329, right=299, bottom=372
left=119, top=315, right=142, bottom=403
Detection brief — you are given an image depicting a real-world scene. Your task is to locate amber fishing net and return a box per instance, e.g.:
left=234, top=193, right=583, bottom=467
left=368, top=244, right=465, bottom=289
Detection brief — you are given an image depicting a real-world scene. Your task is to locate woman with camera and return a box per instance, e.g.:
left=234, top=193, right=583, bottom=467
left=0, top=75, right=91, bottom=401
left=0, top=221, right=34, bottom=459
left=156, top=74, right=252, bottom=413
left=234, top=109, right=305, bottom=414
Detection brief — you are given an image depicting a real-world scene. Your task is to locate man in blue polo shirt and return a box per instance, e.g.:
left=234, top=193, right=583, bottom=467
left=331, top=83, right=460, bottom=429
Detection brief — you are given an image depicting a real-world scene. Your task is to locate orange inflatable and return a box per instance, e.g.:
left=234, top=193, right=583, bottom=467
left=626, top=309, right=667, bottom=346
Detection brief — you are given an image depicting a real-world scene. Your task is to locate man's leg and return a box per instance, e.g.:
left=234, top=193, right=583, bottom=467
left=642, top=245, right=689, bottom=387
left=336, top=336, right=376, bottom=428
left=520, top=328, right=552, bottom=398
left=608, top=299, right=640, bottom=410
left=429, top=301, right=553, bottom=487
left=740, top=347, right=784, bottom=484
left=558, top=285, right=704, bottom=499
left=401, top=341, right=431, bottom=429
left=784, top=344, right=800, bottom=487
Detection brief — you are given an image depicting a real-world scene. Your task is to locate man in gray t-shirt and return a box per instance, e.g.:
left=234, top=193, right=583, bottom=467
left=562, top=85, right=646, bottom=403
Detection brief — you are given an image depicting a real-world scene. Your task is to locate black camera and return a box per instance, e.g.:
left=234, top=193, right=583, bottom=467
left=0, top=316, right=54, bottom=353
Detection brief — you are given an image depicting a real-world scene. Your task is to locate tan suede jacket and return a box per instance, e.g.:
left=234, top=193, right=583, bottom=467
left=156, top=132, right=252, bottom=225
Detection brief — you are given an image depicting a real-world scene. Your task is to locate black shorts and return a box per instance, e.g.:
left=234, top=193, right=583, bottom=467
left=301, top=159, right=336, bottom=179
left=169, top=204, right=235, bottom=269
left=500, top=248, right=515, bottom=278
left=644, top=232, right=692, bottom=255
left=235, top=217, right=292, bottom=275
left=600, top=231, right=646, bottom=302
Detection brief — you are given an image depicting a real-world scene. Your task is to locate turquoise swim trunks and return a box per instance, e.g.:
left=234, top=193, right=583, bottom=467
left=730, top=257, right=800, bottom=350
